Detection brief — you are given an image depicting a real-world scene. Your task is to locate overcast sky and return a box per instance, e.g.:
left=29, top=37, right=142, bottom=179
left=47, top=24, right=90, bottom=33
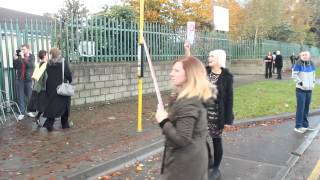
left=1, top=0, right=122, bottom=16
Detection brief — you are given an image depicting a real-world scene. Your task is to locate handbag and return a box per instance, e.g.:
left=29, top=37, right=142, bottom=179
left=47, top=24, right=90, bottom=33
left=56, top=59, right=75, bottom=96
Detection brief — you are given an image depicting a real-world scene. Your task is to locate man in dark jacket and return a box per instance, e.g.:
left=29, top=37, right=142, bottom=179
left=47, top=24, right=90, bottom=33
left=275, top=50, right=283, bottom=79
left=290, top=53, right=297, bottom=68
left=13, top=44, right=35, bottom=120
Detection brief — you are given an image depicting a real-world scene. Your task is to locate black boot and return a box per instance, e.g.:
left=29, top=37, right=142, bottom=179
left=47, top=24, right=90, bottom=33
left=208, top=167, right=221, bottom=180
left=44, top=118, right=54, bottom=132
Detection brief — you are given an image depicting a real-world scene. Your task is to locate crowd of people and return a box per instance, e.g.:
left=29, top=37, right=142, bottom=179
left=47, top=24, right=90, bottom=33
left=13, top=45, right=72, bottom=132
left=263, top=50, right=316, bottom=133
left=155, top=44, right=316, bottom=180
left=11, top=42, right=316, bottom=179
left=263, top=50, right=283, bottom=79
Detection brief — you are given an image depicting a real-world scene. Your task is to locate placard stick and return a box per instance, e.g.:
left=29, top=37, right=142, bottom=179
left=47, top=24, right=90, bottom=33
left=142, top=37, right=164, bottom=109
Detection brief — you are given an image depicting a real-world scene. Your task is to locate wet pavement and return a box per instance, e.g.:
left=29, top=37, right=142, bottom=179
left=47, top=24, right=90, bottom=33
left=0, top=73, right=305, bottom=180
left=0, top=93, right=165, bottom=180
left=98, top=116, right=320, bottom=180
left=285, top=132, right=320, bottom=180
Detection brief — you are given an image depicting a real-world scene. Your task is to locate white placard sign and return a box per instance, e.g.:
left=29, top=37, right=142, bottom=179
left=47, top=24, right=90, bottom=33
left=213, top=6, right=229, bottom=32
left=187, top=21, right=196, bottom=44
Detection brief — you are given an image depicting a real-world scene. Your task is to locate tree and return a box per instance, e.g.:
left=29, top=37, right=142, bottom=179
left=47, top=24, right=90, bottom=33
left=228, top=0, right=244, bottom=40
left=239, top=0, right=283, bottom=42
left=52, top=0, right=89, bottom=54
left=267, top=22, right=295, bottom=42
left=308, top=0, right=320, bottom=46
left=282, top=0, right=314, bottom=45
left=126, top=0, right=213, bottom=30
left=125, top=0, right=168, bottom=24
left=55, top=0, right=89, bottom=23
left=95, top=5, right=136, bottom=22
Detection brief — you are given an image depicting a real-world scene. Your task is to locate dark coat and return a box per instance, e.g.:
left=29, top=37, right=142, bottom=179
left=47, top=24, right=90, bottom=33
left=28, top=62, right=48, bottom=112
left=206, top=67, right=234, bottom=129
left=264, top=55, right=273, bottom=63
left=13, top=54, right=35, bottom=81
left=275, top=54, right=283, bottom=68
left=160, top=97, right=208, bottom=180
left=43, top=59, right=72, bottom=118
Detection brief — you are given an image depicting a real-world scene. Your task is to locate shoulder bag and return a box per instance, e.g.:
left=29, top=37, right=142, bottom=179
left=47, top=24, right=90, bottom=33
left=56, top=59, right=75, bottom=96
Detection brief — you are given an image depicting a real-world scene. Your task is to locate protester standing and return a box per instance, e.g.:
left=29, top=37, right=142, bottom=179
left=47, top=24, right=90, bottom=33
left=272, top=51, right=276, bottom=74
left=205, top=49, right=234, bottom=180
left=43, top=48, right=72, bottom=132
left=264, top=52, right=273, bottom=79
left=13, top=44, right=35, bottom=120
left=184, top=42, right=234, bottom=180
left=290, top=53, right=297, bottom=68
left=28, top=50, right=49, bottom=126
left=275, top=50, right=283, bottom=79
left=156, top=56, right=215, bottom=180
left=292, top=51, right=316, bottom=133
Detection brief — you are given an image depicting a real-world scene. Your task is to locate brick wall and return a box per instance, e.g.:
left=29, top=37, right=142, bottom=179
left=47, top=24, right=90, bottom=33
left=230, top=59, right=292, bottom=75
left=70, top=61, right=172, bottom=106
left=230, top=58, right=320, bottom=75
left=70, top=58, right=320, bottom=106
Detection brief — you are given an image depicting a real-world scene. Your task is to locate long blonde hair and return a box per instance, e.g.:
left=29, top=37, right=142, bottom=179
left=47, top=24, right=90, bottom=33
left=174, top=56, right=216, bottom=101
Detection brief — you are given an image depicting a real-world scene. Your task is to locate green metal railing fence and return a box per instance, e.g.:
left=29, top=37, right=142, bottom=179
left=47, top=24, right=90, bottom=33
left=1, top=17, right=320, bottom=98
left=0, top=19, right=53, bottom=100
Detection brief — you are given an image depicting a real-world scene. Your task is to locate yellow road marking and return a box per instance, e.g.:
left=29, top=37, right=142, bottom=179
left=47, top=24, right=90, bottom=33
left=308, top=159, right=320, bottom=180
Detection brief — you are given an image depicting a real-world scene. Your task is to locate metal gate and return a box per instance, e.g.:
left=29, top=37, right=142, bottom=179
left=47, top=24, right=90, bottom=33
left=0, top=20, right=53, bottom=101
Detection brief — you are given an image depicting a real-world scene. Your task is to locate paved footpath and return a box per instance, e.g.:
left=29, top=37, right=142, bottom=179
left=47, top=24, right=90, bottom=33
left=94, top=116, right=320, bottom=180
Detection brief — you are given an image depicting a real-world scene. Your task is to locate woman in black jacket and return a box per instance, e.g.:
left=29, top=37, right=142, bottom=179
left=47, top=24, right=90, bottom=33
left=206, top=49, right=234, bottom=178
left=43, top=48, right=72, bottom=132
left=264, top=52, right=273, bottom=79
left=185, top=42, right=234, bottom=179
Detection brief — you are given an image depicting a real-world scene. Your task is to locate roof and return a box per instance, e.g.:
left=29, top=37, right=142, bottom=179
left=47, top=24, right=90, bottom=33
left=0, top=7, right=53, bottom=29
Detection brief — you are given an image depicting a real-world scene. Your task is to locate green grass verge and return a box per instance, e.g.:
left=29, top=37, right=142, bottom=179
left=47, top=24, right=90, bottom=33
left=234, top=80, right=320, bottom=120
left=316, top=68, right=320, bottom=77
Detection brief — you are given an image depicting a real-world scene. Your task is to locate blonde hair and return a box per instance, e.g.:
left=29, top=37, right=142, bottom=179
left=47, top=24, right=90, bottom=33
left=49, top=47, right=61, bottom=59
left=174, top=56, right=216, bottom=101
left=209, top=49, right=226, bottom=68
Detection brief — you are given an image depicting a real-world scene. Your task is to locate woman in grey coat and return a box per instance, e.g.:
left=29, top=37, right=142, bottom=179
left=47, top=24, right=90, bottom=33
left=156, top=56, right=217, bottom=180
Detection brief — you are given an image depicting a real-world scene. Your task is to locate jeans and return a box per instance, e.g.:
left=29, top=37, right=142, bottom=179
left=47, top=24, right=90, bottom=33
left=15, top=80, right=32, bottom=114
left=295, top=88, right=312, bottom=128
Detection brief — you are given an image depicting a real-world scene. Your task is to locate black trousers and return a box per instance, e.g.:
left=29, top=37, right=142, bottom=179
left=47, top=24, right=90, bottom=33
left=276, top=67, right=282, bottom=79
left=208, top=137, right=223, bottom=169
left=272, top=63, right=275, bottom=73
left=44, top=108, right=70, bottom=131
left=265, top=62, right=272, bottom=79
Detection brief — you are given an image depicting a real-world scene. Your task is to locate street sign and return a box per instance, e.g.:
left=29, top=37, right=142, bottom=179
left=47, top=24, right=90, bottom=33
left=187, top=21, right=196, bottom=44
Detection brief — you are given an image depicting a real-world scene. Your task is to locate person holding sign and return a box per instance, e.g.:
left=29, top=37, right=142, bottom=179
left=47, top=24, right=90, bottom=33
left=156, top=56, right=216, bottom=180
left=28, top=50, right=49, bottom=126
left=185, top=42, right=234, bottom=180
